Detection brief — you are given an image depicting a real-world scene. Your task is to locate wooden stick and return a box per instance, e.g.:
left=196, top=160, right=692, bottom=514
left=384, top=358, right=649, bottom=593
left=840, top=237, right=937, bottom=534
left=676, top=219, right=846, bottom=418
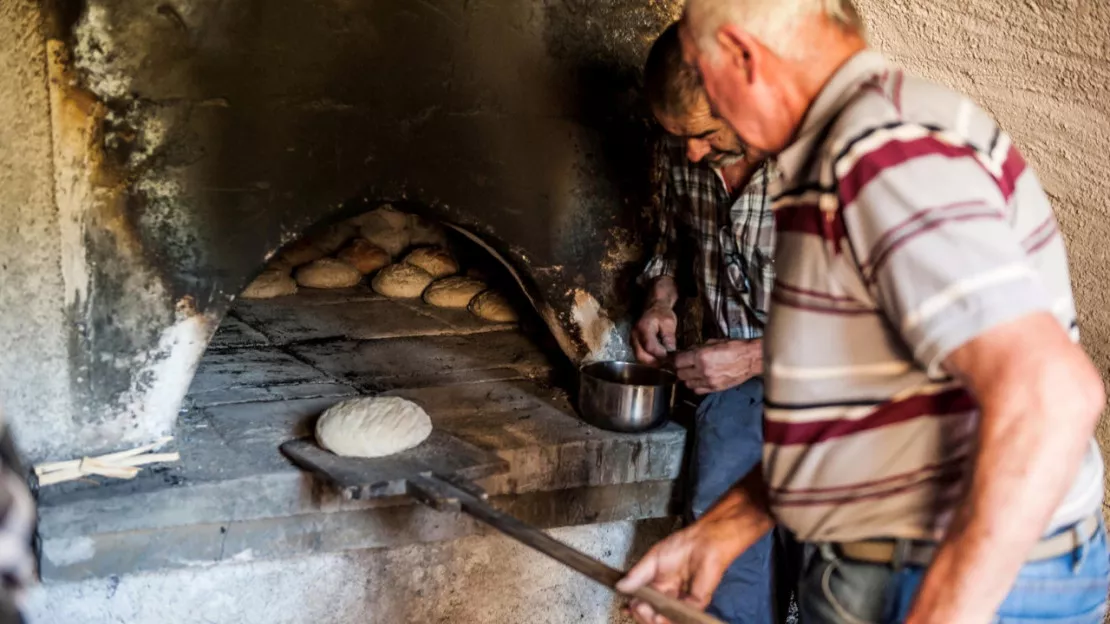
left=34, top=437, right=174, bottom=475
left=36, top=469, right=83, bottom=487
left=79, top=459, right=140, bottom=480
left=33, top=445, right=180, bottom=486
left=114, top=452, right=181, bottom=468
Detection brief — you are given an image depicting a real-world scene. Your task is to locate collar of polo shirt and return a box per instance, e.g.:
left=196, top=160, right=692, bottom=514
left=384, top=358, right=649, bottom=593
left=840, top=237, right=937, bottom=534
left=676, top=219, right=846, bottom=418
left=776, top=50, right=891, bottom=186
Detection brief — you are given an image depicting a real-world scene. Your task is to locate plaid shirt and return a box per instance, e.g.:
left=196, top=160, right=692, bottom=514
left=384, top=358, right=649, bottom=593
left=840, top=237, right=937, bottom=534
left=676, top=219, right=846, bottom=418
left=642, top=136, right=776, bottom=341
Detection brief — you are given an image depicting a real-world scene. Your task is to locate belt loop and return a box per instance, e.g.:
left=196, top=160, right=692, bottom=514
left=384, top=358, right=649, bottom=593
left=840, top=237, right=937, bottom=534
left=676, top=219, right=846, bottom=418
left=891, top=539, right=910, bottom=573
left=818, top=542, right=839, bottom=563
left=1072, top=524, right=1088, bottom=573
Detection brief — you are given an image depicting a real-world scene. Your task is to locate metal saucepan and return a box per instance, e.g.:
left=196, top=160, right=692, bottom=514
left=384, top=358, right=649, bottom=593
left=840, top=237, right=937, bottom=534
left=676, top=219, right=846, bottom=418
left=578, top=360, right=677, bottom=432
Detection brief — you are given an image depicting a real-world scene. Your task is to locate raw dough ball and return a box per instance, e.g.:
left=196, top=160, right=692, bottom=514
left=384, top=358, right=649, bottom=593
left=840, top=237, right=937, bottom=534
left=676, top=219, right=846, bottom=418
left=316, top=397, right=433, bottom=458
left=371, top=263, right=435, bottom=298
left=278, top=237, right=329, bottom=268
left=241, top=269, right=297, bottom=299
left=403, top=247, right=458, bottom=279
left=469, top=290, right=518, bottom=323
left=337, top=238, right=391, bottom=274
left=423, top=276, right=488, bottom=309
left=295, top=258, right=363, bottom=289
left=408, top=214, right=449, bottom=247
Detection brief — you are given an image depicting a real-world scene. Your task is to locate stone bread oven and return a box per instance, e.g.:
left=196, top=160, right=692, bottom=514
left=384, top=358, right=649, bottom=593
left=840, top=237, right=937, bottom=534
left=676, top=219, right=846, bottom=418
left=3, top=1, right=688, bottom=621
left=4, top=0, right=682, bottom=463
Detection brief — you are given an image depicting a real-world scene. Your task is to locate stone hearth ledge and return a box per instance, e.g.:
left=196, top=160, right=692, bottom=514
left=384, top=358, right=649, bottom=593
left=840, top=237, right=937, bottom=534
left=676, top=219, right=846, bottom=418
left=35, top=379, right=686, bottom=581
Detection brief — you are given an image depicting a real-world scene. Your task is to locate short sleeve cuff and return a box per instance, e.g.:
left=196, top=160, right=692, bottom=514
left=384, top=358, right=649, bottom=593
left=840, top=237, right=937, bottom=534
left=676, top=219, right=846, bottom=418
left=910, top=275, right=1053, bottom=378
left=639, top=256, right=677, bottom=287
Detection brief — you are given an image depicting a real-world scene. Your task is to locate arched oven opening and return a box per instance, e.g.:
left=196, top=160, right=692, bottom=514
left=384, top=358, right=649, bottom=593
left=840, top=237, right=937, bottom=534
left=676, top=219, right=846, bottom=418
left=186, top=202, right=571, bottom=415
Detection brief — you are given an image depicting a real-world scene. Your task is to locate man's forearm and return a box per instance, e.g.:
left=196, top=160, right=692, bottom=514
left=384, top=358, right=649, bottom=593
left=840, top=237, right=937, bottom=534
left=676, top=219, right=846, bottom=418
left=699, top=463, right=775, bottom=545
left=906, top=319, right=1104, bottom=623
left=738, top=338, right=763, bottom=377
left=647, top=275, right=679, bottom=310
left=907, top=415, right=1082, bottom=622
left=616, top=462, right=776, bottom=614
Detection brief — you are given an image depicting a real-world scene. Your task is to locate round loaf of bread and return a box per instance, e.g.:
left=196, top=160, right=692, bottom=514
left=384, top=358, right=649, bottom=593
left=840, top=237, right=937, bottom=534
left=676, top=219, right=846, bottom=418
left=337, top=238, right=391, bottom=274
left=363, top=227, right=410, bottom=259
left=423, top=276, right=488, bottom=309
left=278, top=237, right=329, bottom=268
left=371, top=263, right=435, bottom=298
left=469, top=290, right=518, bottom=323
left=403, top=247, right=458, bottom=279
left=315, top=397, right=432, bottom=458
left=354, top=206, right=411, bottom=258
left=266, top=255, right=295, bottom=272
left=294, top=258, right=363, bottom=289
left=311, top=222, right=358, bottom=255
left=241, top=269, right=297, bottom=299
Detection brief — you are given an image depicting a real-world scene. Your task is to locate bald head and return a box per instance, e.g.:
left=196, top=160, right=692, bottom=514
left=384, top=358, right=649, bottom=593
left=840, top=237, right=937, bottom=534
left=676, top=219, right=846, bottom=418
left=675, top=0, right=867, bottom=156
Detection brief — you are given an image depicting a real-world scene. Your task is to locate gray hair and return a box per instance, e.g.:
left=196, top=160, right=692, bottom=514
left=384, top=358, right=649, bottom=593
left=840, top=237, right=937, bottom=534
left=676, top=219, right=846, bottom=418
left=684, top=0, right=864, bottom=61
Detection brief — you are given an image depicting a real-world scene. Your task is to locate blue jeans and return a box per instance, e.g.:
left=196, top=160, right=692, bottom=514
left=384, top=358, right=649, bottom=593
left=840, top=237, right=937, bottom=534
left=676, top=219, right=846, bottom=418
left=690, top=379, right=774, bottom=623
left=799, top=522, right=1110, bottom=623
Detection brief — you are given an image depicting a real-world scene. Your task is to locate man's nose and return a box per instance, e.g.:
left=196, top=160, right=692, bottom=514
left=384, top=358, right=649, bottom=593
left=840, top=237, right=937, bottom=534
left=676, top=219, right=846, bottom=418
left=686, top=139, right=711, bottom=163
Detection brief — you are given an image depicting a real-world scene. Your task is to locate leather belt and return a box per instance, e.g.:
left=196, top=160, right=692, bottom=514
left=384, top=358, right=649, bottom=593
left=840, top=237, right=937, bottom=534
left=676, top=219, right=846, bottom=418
left=833, top=513, right=1101, bottom=568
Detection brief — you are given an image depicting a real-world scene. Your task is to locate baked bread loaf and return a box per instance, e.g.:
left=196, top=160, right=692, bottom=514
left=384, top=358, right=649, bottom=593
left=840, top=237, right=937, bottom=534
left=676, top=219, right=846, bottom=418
left=241, top=269, right=297, bottom=299
left=337, top=238, right=391, bottom=274
left=423, top=276, right=488, bottom=309
left=354, top=206, right=410, bottom=258
left=469, top=290, right=518, bottom=323
left=371, top=263, right=435, bottom=298
left=277, top=237, right=329, bottom=268
left=295, top=258, right=363, bottom=289
left=403, top=247, right=458, bottom=279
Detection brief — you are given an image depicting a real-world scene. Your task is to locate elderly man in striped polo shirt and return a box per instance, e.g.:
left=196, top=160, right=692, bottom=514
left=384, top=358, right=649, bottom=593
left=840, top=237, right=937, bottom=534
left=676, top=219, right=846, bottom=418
left=619, top=1, right=1110, bottom=623
left=635, top=22, right=781, bottom=624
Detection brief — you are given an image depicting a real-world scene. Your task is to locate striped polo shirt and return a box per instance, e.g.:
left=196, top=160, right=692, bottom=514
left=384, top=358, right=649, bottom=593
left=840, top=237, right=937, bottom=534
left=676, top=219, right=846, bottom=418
left=764, top=50, right=1103, bottom=543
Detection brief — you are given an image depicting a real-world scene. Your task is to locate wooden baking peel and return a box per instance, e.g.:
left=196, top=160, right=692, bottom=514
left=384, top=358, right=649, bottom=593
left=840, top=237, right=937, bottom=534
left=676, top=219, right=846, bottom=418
left=281, top=434, right=722, bottom=624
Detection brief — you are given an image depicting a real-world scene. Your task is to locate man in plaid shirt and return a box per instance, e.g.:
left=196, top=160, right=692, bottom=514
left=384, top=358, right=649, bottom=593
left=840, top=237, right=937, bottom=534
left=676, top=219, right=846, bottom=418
left=634, top=22, right=779, bottom=624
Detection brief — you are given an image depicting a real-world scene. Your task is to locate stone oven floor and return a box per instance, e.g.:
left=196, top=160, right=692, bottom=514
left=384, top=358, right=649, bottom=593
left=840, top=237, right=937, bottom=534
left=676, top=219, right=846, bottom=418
left=36, top=286, right=686, bottom=583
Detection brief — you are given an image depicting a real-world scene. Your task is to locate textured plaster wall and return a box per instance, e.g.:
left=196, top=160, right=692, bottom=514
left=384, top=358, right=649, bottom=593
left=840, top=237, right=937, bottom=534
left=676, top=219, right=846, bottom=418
left=0, top=1, right=220, bottom=463
left=857, top=0, right=1110, bottom=503
left=28, top=519, right=670, bottom=624
left=0, top=1, right=77, bottom=458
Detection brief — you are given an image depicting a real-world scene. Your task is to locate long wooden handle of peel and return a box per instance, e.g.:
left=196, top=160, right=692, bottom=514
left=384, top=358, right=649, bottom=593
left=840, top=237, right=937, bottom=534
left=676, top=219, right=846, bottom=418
left=408, top=475, right=724, bottom=624
left=628, top=587, right=723, bottom=624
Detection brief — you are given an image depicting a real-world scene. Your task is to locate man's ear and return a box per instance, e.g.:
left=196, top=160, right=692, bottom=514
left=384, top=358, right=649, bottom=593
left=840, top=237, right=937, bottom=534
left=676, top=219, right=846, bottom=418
left=716, top=24, right=758, bottom=84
